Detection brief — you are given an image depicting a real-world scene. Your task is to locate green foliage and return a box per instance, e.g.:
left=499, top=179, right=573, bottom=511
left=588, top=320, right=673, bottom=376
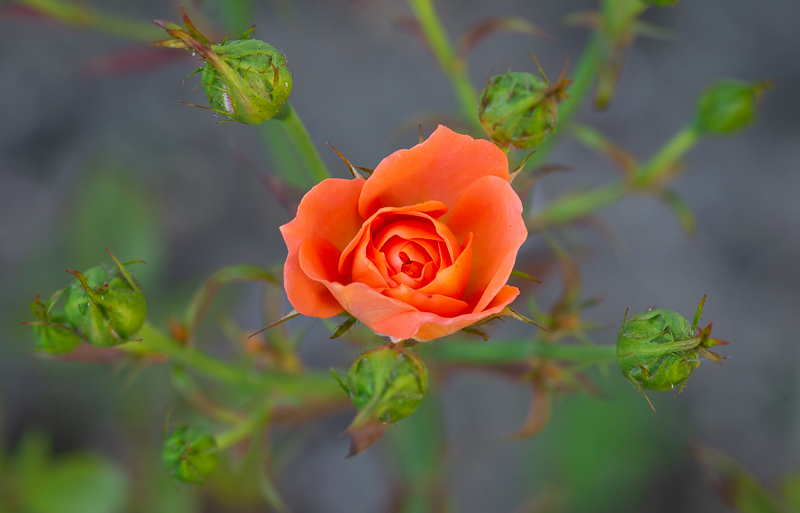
left=5, top=432, right=129, bottom=513
left=539, top=388, right=683, bottom=513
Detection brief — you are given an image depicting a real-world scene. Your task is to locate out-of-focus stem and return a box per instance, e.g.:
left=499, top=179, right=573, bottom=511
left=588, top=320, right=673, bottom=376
left=527, top=181, right=626, bottom=230
left=274, top=103, right=331, bottom=185
left=407, top=0, right=481, bottom=127
left=634, top=125, right=699, bottom=186
left=215, top=403, right=271, bottom=450
left=430, top=339, right=617, bottom=365
left=17, top=0, right=164, bottom=42
left=526, top=34, right=600, bottom=170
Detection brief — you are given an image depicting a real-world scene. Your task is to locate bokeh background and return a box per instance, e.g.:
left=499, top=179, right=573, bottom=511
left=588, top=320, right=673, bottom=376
left=1, top=0, right=799, bottom=511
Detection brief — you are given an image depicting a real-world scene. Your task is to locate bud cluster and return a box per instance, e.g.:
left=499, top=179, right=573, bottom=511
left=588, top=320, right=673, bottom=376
left=27, top=251, right=147, bottom=353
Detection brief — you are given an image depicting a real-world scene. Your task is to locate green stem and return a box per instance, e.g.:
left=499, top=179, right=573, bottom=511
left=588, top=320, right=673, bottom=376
left=526, top=34, right=600, bottom=170
left=407, top=0, right=481, bottom=126
left=274, top=103, right=331, bottom=184
left=18, top=0, right=164, bottom=42
left=138, top=323, right=340, bottom=400
left=634, top=125, right=699, bottom=186
left=429, top=339, right=617, bottom=366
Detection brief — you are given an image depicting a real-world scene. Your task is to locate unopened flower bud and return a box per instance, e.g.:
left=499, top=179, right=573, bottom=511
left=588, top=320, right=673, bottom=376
left=335, top=345, right=428, bottom=429
left=478, top=58, right=571, bottom=150
left=201, top=39, right=292, bottom=125
left=154, top=13, right=292, bottom=125
left=64, top=255, right=147, bottom=347
left=694, top=80, right=770, bottom=135
left=163, top=427, right=219, bottom=484
left=617, top=298, right=727, bottom=397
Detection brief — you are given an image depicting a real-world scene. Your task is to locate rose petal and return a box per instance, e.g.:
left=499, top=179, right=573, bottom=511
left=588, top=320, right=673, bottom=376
left=446, top=175, right=527, bottom=313
left=371, top=285, right=520, bottom=341
left=338, top=201, right=448, bottom=275
left=359, top=125, right=510, bottom=220
left=384, top=284, right=468, bottom=317
left=281, top=178, right=365, bottom=317
left=417, top=232, right=473, bottom=299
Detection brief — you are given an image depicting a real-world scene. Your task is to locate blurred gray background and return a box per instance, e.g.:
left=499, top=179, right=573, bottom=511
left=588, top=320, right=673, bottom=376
left=1, top=0, right=799, bottom=512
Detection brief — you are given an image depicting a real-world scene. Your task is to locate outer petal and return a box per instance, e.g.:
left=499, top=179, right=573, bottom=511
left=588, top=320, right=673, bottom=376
left=280, top=178, right=366, bottom=318
left=372, top=285, right=520, bottom=341
left=445, top=175, right=527, bottom=313
left=358, top=126, right=510, bottom=219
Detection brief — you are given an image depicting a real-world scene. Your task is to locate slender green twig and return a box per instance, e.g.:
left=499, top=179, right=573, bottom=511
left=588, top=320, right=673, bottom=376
left=274, top=103, right=331, bottom=184
left=407, top=0, right=481, bottom=127
left=634, top=125, right=699, bottom=186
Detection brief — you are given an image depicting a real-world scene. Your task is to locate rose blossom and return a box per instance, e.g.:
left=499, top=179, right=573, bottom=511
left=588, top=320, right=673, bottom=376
left=280, top=125, right=527, bottom=341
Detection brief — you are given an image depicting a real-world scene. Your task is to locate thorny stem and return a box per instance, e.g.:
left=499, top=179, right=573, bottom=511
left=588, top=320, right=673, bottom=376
left=274, top=102, right=331, bottom=185
left=407, top=0, right=481, bottom=127
left=16, top=0, right=164, bottom=42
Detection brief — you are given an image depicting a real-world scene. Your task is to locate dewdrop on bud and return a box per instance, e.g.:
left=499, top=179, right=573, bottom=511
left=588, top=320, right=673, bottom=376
left=154, top=12, right=292, bottom=125
left=694, top=80, right=770, bottom=135
left=478, top=54, right=571, bottom=150
left=64, top=252, right=147, bottom=347
left=617, top=297, right=728, bottom=403
left=163, top=427, right=219, bottom=484
left=333, top=345, right=428, bottom=429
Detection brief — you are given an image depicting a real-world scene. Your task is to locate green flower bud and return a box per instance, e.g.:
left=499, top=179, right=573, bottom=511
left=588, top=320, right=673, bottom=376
left=154, top=12, right=291, bottom=125
left=694, top=80, right=770, bottom=135
left=201, top=39, right=292, bottom=125
left=64, top=254, right=147, bottom=347
left=478, top=58, right=571, bottom=150
left=27, top=293, right=82, bottom=355
left=617, top=297, right=727, bottom=401
left=163, top=427, right=219, bottom=484
left=334, top=345, right=428, bottom=429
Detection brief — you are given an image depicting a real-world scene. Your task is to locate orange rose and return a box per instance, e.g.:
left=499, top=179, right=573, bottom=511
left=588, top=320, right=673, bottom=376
left=280, top=125, right=527, bottom=341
